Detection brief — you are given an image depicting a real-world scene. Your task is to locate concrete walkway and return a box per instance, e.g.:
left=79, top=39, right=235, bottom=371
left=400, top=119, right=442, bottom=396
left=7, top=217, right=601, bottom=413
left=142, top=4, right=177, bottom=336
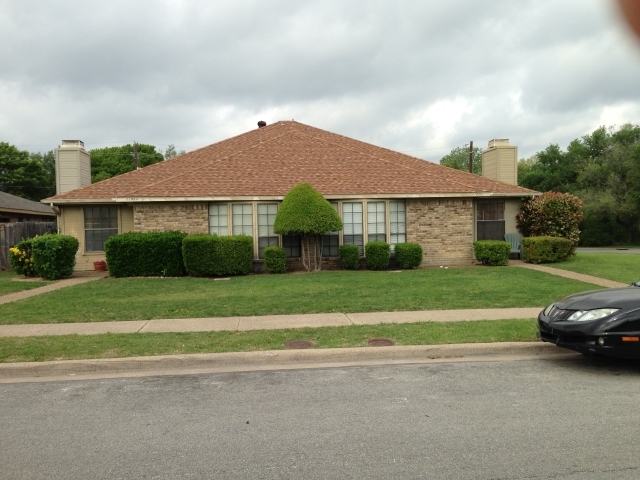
left=510, top=260, right=628, bottom=288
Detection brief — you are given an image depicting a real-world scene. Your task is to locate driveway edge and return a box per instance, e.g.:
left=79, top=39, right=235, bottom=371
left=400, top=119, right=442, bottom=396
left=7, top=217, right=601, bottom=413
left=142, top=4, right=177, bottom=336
left=0, top=342, right=572, bottom=383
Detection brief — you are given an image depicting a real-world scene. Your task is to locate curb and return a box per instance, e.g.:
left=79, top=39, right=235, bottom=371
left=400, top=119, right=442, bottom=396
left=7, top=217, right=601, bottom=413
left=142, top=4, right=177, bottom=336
left=0, top=342, right=572, bottom=383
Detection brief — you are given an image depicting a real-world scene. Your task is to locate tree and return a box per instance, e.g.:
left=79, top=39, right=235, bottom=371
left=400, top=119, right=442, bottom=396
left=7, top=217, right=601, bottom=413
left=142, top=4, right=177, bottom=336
left=516, top=192, right=584, bottom=252
left=29, top=150, right=56, bottom=199
left=90, top=144, right=164, bottom=183
left=439, top=146, right=482, bottom=175
left=164, top=144, right=186, bottom=159
left=0, top=142, right=50, bottom=201
left=273, top=183, right=343, bottom=272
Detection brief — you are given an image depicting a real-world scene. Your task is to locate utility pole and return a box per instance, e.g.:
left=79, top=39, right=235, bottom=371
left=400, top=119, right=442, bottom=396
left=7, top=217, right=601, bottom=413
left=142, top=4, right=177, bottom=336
left=468, top=140, right=474, bottom=174
left=133, top=141, right=139, bottom=170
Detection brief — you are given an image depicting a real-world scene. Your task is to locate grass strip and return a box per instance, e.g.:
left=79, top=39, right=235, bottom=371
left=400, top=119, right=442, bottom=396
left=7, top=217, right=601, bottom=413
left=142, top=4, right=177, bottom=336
left=0, top=271, right=50, bottom=296
left=0, top=319, right=537, bottom=362
left=0, top=267, right=597, bottom=324
left=548, top=253, right=640, bottom=284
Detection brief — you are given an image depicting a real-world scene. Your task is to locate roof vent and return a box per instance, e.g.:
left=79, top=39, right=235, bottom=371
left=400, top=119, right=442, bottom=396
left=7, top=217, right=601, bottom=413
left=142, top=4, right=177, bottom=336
left=257, top=121, right=267, bottom=128
left=488, top=139, right=509, bottom=149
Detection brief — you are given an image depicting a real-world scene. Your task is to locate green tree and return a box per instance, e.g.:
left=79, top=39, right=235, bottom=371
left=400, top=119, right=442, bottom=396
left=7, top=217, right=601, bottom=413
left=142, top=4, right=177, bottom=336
left=29, top=150, right=56, bottom=199
left=90, top=144, right=164, bottom=183
left=439, top=146, right=482, bottom=175
left=0, top=142, right=50, bottom=201
left=164, top=144, right=186, bottom=159
left=274, top=183, right=343, bottom=272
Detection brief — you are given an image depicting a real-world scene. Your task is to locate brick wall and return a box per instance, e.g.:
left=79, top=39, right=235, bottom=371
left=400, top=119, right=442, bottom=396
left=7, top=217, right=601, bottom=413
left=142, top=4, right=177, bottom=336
left=134, top=203, right=209, bottom=234
left=406, top=198, right=474, bottom=265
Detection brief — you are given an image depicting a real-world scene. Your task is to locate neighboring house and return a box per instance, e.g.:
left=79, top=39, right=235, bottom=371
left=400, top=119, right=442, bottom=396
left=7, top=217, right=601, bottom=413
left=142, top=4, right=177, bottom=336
left=0, top=191, right=56, bottom=223
left=43, top=122, right=537, bottom=271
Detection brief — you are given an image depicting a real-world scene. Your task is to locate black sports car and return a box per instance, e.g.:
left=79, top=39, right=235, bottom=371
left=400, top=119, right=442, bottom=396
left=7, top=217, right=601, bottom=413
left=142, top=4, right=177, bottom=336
left=537, top=281, right=640, bottom=359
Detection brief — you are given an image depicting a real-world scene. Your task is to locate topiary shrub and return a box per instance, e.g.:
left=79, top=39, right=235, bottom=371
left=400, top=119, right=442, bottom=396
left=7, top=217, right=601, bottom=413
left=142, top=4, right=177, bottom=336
left=365, top=241, right=390, bottom=270
left=517, top=192, right=583, bottom=254
left=9, top=238, right=37, bottom=277
left=105, top=231, right=187, bottom=277
left=521, top=236, right=573, bottom=264
left=394, top=243, right=423, bottom=269
left=31, top=234, right=79, bottom=280
left=263, top=246, right=287, bottom=274
left=473, top=240, right=510, bottom=266
left=182, top=234, right=253, bottom=276
left=274, top=183, right=343, bottom=272
left=339, top=244, right=360, bottom=270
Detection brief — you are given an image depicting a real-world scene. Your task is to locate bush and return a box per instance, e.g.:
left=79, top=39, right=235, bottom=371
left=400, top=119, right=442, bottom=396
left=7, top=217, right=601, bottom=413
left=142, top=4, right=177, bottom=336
left=365, top=241, right=390, bottom=270
left=105, top=231, right=187, bottom=277
left=264, top=246, right=287, bottom=274
left=8, top=238, right=37, bottom=277
left=517, top=192, right=583, bottom=253
left=182, top=234, right=253, bottom=276
left=521, top=236, right=573, bottom=264
left=473, top=240, right=510, bottom=266
left=339, top=244, right=360, bottom=270
left=30, top=234, right=79, bottom=280
left=394, top=243, right=423, bottom=269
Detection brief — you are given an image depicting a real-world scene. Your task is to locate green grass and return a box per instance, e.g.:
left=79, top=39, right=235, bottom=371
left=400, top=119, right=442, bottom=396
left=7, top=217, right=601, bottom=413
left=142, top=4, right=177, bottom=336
left=0, top=319, right=538, bottom=362
left=551, top=253, right=640, bottom=284
left=0, top=270, right=51, bottom=296
left=0, top=267, right=599, bottom=325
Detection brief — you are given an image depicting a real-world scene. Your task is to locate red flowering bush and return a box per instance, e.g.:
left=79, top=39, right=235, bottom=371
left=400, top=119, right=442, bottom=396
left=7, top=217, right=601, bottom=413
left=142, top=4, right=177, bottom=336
left=516, top=192, right=584, bottom=253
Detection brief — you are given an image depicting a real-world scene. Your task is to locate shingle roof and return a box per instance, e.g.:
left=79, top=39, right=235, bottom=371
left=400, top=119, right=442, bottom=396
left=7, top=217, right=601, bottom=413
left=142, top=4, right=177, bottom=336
left=46, top=121, right=536, bottom=202
left=0, top=191, right=55, bottom=215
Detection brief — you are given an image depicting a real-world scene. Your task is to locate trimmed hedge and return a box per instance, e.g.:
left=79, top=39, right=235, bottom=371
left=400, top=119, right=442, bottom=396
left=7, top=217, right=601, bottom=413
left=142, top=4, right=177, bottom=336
left=521, top=236, right=572, bottom=264
left=339, top=244, right=360, bottom=270
left=105, top=231, right=187, bottom=277
left=182, top=234, right=253, bottom=276
left=473, top=240, right=510, bottom=266
left=31, top=234, right=79, bottom=280
left=365, top=241, right=390, bottom=270
left=9, top=237, right=37, bottom=277
left=394, top=243, right=423, bottom=269
left=264, top=246, right=287, bottom=274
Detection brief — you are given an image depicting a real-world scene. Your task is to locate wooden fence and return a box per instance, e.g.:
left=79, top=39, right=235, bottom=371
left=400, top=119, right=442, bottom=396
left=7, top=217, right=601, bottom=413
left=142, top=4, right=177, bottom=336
left=0, top=222, right=57, bottom=269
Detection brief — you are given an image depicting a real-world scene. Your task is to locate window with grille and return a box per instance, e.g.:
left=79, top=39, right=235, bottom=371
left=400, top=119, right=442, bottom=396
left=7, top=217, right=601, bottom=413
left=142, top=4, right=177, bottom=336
left=476, top=200, right=505, bottom=240
left=283, top=234, right=301, bottom=258
left=209, top=204, right=228, bottom=236
left=232, top=204, right=253, bottom=236
left=343, top=202, right=363, bottom=254
left=258, top=203, right=278, bottom=258
left=367, top=201, right=386, bottom=242
left=84, top=206, right=118, bottom=252
left=389, top=201, right=406, bottom=249
left=322, top=202, right=340, bottom=257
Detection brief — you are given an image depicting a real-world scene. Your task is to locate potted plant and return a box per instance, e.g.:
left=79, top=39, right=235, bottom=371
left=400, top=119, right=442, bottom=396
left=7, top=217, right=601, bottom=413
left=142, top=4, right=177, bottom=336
left=93, top=259, right=107, bottom=271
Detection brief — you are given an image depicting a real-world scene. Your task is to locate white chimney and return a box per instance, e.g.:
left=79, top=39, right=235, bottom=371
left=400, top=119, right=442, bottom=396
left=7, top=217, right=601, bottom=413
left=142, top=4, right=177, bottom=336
left=55, top=140, right=91, bottom=194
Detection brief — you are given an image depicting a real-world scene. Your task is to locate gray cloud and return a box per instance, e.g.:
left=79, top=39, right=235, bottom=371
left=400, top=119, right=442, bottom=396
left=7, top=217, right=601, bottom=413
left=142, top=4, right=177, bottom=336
left=1, top=0, right=639, bottom=160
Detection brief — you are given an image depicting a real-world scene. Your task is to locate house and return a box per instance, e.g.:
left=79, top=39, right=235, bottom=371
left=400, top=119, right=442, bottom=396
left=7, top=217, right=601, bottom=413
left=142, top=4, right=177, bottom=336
left=0, top=191, right=56, bottom=223
left=43, top=121, right=537, bottom=271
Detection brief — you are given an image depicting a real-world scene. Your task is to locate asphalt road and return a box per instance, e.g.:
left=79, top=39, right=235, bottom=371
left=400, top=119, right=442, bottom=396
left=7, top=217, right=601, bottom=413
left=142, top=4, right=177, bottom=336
left=2, top=355, right=640, bottom=479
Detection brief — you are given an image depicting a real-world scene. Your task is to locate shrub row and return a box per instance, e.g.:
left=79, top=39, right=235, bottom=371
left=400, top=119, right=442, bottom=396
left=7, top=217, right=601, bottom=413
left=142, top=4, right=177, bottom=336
left=521, top=236, right=572, bottom=264
left=9, top=234, right=79, bottom=280
left=473, top=240, right=511, bottom=266
left=105, top=231, right=187, bottom=277
left=338, top=242, right=423, bottom=270
left=182, top=235, right=253, bottom=276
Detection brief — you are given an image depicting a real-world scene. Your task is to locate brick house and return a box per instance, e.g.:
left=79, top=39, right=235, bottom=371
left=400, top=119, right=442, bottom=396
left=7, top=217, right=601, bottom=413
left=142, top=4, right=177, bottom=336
left=43, top=121, right=536, bottom=271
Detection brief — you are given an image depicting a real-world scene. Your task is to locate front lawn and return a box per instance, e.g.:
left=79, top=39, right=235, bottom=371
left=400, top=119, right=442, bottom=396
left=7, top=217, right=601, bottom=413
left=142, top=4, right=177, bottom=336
left=0, top=319, right=538, bottom=362
left=0, top=267, right=599, bottom=325
left=0, top=270, right=51, bottom=296
left=550, top=253, right=640, bottom=284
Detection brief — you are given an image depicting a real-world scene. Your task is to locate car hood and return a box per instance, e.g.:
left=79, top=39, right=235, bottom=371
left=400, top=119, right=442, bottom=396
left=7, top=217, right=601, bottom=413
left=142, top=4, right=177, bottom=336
left=555, top=287, right=640, bottom=311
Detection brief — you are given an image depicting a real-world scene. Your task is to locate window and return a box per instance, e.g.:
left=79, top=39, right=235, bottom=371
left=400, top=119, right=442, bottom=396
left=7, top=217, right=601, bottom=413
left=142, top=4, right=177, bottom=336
left=84, top=207, right=118, bottom=252
left=258, top=203, right=278, bottom=258
left=232, top=204, right=253, bottom=236
left=209, top=204, right=228, bottom=236
left=322, top=202, right=339, bottom=257
left=367, top=201, right=386, bottom=242
left=477, top=201, right=505, bottom=240
left=343, top=202, right=363, bottom=254
left=389, top=201, right=406, bottom=249
left=283, top=235, right=301, bottom=258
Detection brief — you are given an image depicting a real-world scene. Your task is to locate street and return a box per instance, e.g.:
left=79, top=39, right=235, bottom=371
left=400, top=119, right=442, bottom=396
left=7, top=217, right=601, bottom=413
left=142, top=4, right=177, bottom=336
left=2, top=354, right=640, bottom=479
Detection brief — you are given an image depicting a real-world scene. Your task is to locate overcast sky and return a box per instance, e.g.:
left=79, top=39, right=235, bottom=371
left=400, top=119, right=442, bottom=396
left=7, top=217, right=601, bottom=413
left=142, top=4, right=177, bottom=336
left=2, top=0, right=640, bottom=162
